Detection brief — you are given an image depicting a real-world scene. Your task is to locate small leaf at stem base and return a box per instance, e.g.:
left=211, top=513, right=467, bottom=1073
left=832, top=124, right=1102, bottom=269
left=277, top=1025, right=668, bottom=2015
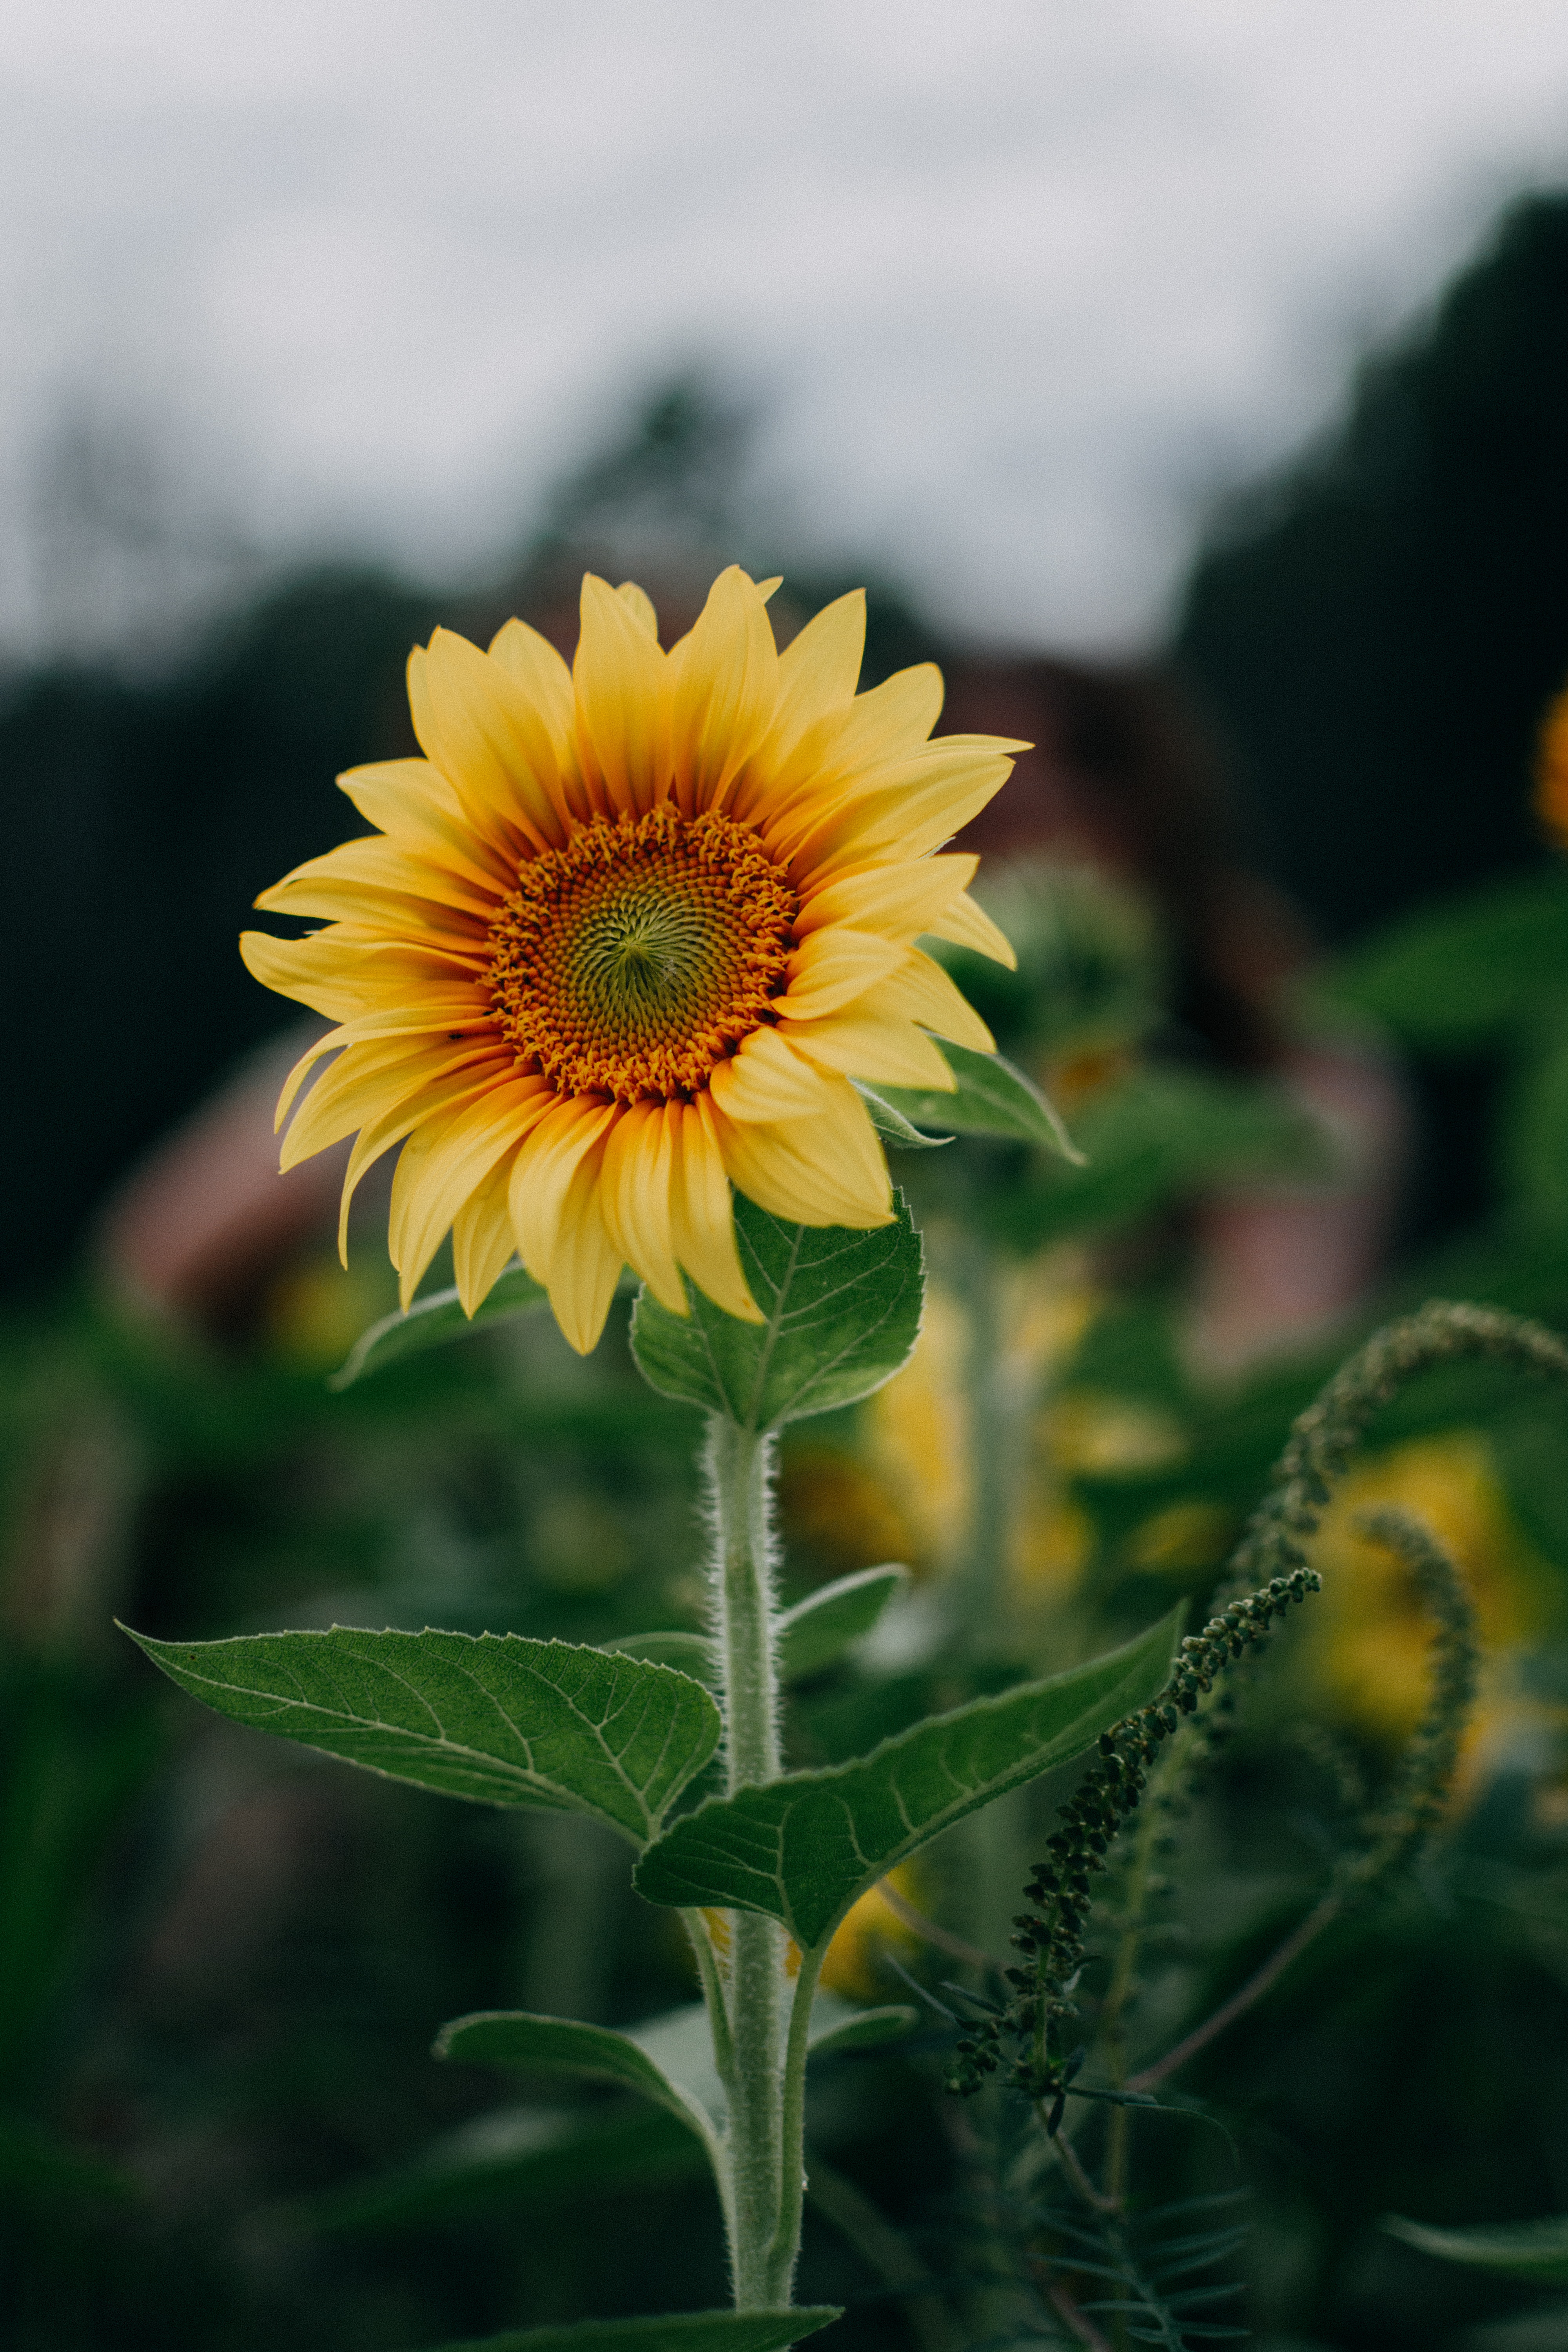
left=416, top=2310, right=844, bottom=2352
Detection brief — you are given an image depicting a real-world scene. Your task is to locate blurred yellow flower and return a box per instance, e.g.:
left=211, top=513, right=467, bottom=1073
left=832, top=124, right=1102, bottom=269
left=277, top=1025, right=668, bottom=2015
left=1302, top=1432, right=1550, bottom=1742
left=818, top=1866, right=926, bottom=1998
left=1536, top=679, right=1568, bottom=845
left=241, top=569, right=1023, bottom=1352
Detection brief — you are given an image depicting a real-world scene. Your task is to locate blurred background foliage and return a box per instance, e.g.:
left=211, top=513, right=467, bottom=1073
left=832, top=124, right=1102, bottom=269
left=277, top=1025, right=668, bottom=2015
left=8, top=192, right=1568, bottom=2351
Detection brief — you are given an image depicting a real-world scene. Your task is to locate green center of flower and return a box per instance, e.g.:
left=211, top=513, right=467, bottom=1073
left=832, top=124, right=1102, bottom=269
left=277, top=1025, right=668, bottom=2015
left=486, top=802, right=798, bottom=1101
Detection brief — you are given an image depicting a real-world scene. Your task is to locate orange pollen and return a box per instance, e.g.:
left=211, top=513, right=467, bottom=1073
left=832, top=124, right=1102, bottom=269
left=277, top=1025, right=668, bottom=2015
left=485, top=803, right=799, bottom=1102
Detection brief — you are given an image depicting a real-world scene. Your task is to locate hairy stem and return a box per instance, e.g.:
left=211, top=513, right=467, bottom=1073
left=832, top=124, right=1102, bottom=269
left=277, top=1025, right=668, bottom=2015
left=702, top=1414, right=799, bottom=2308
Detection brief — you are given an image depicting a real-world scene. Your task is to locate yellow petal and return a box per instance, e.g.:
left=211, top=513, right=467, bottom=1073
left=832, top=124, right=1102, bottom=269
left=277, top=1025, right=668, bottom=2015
left=337, top=758, right=513, bottom=894
left=599, top=1102, right=687, bottom=1314
left=706, top=1026, right=834, bottom=1123
left=573, top=573, right=670, bottom=818
left=389, top=1075, right=555, bottom=1307
left=240, top=929, right=364, bottom=1021
left=418, top=628, right=571, bottom=852
left=541, top=1160, right=625, bottom=1356
left=670, top=1096, right=762, bottom=1323
left=487, top=617, right=584, bottom=820
left=508, top=1094, right=620, bottom=1283
left=666, top=566, right=779, bottom=817
left=787, top=749, right=1016, bottom=882
left=452, top=1153, right=523, bottom=1314
left=776, top=1003, right=956, bottom=1091
left=927, top=889, right=1018, bottom=969
left=711, top=1078, right=892, bottom=1229
left=753, top=662, right=945, bottom=822
left=794, top=853, right=978, bottom=942
left=881, top=951, right=997, bottom=1053
left=616, top=580, right=659, bottom=638
left=255, top=835, right=499, bottom=926
left=772, top=927, right=906, bottom=1022
left=337, top=1058, right=509, bottom=1261
left=763, top=590, right=866, bottom=769
left=282, top=1035, right=506, bottom=1168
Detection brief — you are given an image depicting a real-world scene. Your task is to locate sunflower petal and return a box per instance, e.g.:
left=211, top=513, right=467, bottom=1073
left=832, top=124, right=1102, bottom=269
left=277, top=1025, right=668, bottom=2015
left=773, top=928, right=906, bottom=1022
left=574, top=574, right=670, bottom=818
left=599, top=1102, right=686, bottom=1314
left=388, top=1076, right=555, bottom=1307
left=255, top=835, right=498, bottom=926
left=794, top=853, right=978, bottom=942
left=764, top=590, right=866, bottom=766
left=775, top=1002, right=957, bottom=1091
left=711, top=1077, right=893, bottom=1229
left=927, top=889, right=1018, bottom=968
left=337, top=759, right=512, bottom=892
left=421, top=629, right=573, bottom=855
left=508, top=1095, right=621, bottom=1285
left=667, top=566, right=779, bottom=816
left=487, top=617, right=583, bottom=822
left=452, top=1154, right=524, bottom=1314
left=706, top=1026, right=834, bottom=1123
left=616, top=581, right=659, bottom=638
left=281, top=1036, right=506, bottom=1169
left=882, top=950, right=997, bottom=1053
left=671, top=1097, right=763, bottom=1323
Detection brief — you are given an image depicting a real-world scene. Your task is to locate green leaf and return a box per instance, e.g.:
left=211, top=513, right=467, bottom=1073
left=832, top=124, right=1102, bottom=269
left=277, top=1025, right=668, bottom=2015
left=630, top=1192, right=924, bottom=1432
left=998, top=1067, right=1318, bottom=1253
left=434, top=2007, right=718, bottom=2143
left=419, top=2310, right=842, bottom=2352
left=121, top=1624, right=720, bottom=1845
left=634, top=1606, right=1184, bottom=1947
left=1383, top=2212, right=1568, bottom=2281
left=877, top=1040, right=1083, bottom=1160
left=852, top=1083, right=953, bottom=1150
left=329, top=1265, right=548, bottom=1389
left=604, top=1631, right=716, bottom=1681
left=779, top=1566, right=911, bottom=1680
left=1331, top=869, right=1568, bottom=1048
left=807, top=2004, right=919, bottom=2058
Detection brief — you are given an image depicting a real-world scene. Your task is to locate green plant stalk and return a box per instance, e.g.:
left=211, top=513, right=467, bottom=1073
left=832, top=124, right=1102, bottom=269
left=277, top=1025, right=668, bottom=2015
left=703, top=1416, right=804, bottom=2310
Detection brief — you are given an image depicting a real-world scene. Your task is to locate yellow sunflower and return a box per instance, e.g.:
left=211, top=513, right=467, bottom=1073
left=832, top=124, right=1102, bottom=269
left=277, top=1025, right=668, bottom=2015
left=241, top=567, right=1023, bottom=1352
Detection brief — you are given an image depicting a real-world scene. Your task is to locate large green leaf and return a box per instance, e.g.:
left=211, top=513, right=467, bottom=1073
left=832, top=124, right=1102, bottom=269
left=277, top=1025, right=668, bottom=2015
left=877, top=1040, right=1082, bottom=1159
left=122, top=1625, right=719, bottom=1845
left=630, top=1192, right=923, bottom=1431
left=778, top=1566, right=910, bottom=1681
left=1383, top=2212, right=1568, bottom=2281
left=330, top=1265, right=549, bottom=1388
left=420, top=2310, right=842, bottom=2352
left=635, top=1607, right=1183, bottom=1947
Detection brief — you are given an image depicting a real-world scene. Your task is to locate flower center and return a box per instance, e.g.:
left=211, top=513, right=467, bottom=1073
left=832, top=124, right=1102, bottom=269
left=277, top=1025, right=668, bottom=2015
left=486, top=803, right=799, bottom=1101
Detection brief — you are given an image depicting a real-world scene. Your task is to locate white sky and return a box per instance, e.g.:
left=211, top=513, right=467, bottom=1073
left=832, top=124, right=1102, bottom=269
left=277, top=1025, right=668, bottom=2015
left=6, top=0, right=1568, bottom=655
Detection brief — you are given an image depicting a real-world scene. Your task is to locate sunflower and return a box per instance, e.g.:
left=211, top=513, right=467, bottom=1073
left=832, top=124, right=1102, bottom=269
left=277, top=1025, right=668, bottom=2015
left=241, top=568, right=1023, bottom=1352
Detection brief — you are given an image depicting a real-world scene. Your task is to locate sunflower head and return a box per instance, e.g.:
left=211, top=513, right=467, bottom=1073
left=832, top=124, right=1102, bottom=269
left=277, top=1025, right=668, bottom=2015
left=241, top=568, right=1025, bottom=1353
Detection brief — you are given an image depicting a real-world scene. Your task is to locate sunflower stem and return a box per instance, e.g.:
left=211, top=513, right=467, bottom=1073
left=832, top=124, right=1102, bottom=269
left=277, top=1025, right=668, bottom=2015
left=702, top=1414, right=800, bottom=2309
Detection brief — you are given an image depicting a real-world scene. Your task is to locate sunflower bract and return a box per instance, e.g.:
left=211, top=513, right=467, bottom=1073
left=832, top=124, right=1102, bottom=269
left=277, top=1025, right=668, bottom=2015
left=241, top=568, right=1025, bottom=1352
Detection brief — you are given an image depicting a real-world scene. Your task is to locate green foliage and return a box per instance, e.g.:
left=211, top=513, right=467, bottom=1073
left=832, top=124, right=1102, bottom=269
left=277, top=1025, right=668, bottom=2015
left=1332, top=870, right=1568, bottom=1048
left=995, top=1065, right=1318, bottom=1254
left=419, top=2310, right=842, bottom=2352
left=330, top=1265, right=551, bottom=1387
left=630, top=1193, right=923, bottom=1432
left=121, top=1625, right=720, bottom=1844
left=877, top=1040, right=1083, bottom=1159
left=804, top=2004, right=918, bottom=2058
left=433, top=2009, right=717, bottom=2142
left=1036, top=2193, right=1251, bottom=2350
left=851, top=1086, right=952, bottom=1151
left=1383, top=2212, right=1568, bottom=2282
left=777, top=1564, right=910, bottom=1680
left=633, top=1607, right=1183, bottom=1947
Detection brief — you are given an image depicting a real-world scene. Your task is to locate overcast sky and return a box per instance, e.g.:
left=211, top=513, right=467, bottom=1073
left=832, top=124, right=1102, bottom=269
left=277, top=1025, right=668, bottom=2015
left=6, top=0, right=1568, bottom=657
